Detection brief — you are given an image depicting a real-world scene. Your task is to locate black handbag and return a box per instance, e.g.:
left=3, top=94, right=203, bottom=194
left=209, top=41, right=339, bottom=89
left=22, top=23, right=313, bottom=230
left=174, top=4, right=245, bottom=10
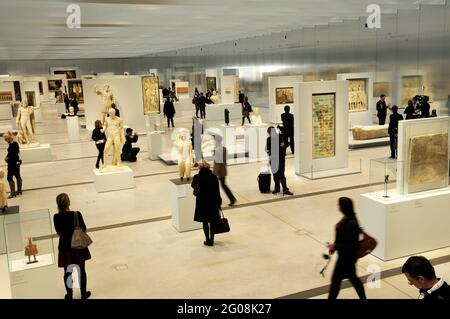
left=214, top=209, right=230, bottom=234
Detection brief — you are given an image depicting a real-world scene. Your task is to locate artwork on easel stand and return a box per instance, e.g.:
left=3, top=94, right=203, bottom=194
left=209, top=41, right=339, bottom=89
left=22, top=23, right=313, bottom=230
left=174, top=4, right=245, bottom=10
left=312, top=93, right=336, bottom=159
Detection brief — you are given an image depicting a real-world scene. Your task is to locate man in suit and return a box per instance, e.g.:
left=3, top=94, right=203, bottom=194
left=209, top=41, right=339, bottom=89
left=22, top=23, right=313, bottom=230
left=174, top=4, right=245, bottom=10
left=376, top=94, right=389, bottom=125
left=197, top=92, right=207, bottom=119
left=388, top=105, right=403, bottom=159
left=280, top=105, right=294, bottom=154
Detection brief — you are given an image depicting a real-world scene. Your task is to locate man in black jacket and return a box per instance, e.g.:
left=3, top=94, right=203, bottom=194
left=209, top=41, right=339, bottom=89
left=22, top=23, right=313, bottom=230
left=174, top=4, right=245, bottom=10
left=402, top=256, right=450, bottom=300
left=280, top=105, right=294, bottom=154
left=197, top=93, right=207, bottom=119
left=388, top=105, right=403, bottom=159
left=376, top=94, right=389, bottom=125
left=121, top=128, right=140, bottom=162
left=163, top=97, right=176, bottom=128
left=3, top=131, right=22, bottom=198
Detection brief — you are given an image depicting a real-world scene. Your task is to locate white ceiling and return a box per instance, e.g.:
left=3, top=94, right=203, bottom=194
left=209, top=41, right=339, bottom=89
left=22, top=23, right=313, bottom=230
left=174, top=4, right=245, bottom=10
left=0, top=0, right=445, bottom=60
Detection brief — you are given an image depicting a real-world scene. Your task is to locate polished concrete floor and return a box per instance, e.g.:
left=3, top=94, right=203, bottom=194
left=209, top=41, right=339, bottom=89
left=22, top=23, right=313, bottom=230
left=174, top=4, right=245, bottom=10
left=0, top=100, right=448, bottom=299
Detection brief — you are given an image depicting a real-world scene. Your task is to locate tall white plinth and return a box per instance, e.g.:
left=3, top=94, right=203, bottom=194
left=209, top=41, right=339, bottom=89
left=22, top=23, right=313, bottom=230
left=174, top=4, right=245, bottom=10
left=219, top=124, right=238, bottom=148
left=66, top=116, right=80, bottom=141
left=170, top=179, right=202, bottom=232
left=147, top=131, right=164, bottom=161
left=0, top=104, right=12, bottom=120
left=244, top=123, right=269, bottom=160
left=56, top=103, right=66, bottom=116
left=20, top=144, right=52, bottom=163
left=360, top=187, right=450, bottom=261
left=93, top=167, right=135, bottom=193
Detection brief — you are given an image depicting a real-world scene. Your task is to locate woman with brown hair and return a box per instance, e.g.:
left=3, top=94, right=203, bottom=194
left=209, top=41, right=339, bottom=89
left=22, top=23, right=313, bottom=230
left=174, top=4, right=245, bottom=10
left=53, top=193, right=91, bottom=299
left=92, top=120, right=106, bottom=169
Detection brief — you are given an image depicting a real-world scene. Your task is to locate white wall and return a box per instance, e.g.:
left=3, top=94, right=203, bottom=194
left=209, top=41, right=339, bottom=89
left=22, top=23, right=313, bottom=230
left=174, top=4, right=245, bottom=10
left=268, top=75, right=303, bottom=123
left=393, top=70, right=425, bottom=107
left=220, top=75, right=238, bottom=105
left=24, top=76, right=50, bottom=102
left=83, top=76, right=146, bottom=132
left=294, top=80, right=349, bottom=175
left=336, top=72, right=374, bottom=128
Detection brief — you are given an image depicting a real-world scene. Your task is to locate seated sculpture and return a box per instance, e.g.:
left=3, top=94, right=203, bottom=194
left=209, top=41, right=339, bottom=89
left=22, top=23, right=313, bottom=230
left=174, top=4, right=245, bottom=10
left=352, top=124, right=389, bottom=140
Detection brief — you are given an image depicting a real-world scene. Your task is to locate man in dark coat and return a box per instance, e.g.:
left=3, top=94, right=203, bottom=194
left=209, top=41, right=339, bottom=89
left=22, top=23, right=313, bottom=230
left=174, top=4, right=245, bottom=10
left=376, top=94, right=389, bottom=125
left=197, top=93, right=207, bottom=119
left=163, top=97, right=176, bottom=128
left=280, top=105, right=294, bottom=154
left=388, top=105, right=403, bottom=159
left=70, top=96, right=79, bottom=115
left=63, top=93, right=70, bottom=113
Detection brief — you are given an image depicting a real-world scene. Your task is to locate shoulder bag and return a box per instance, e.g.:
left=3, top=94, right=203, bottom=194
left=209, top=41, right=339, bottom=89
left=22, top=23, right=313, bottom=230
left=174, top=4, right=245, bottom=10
left=71, top=211, right=93, bottom=249
left=213, top=208, right=230, bottom=234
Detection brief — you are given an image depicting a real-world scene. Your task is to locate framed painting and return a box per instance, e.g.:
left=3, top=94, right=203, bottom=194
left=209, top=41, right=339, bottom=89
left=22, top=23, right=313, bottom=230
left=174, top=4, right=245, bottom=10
left=276, top=87, right=294, bottom=105
left=142, top=76, right=160, bottom=114
left=312, top=93, right=336, bottom=159
left=176, top=86, right=189, bottom=94
left=68, top=79, right=84, bottom=103
left=48, top=79, right=62, bottom=92
left=25, top=91, right=36, bottom=107
left=0, top=91, right=13, bottom=104
left=50, top=67, right=78, bottom=79
left=348, top=79, right=368, bottom=112
left=206, top=77, right=217, bottom=91
left=38, top=82, right=44, bottom=95
left=13, top=81, right=21, bottom=101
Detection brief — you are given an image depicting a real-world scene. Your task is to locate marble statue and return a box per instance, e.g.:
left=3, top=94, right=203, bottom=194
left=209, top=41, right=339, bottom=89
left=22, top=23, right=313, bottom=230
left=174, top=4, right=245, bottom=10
left=0, top=169, right=7, bottom=212
left=94, top=84, right=115, bottom=123
left=68, top=106, right=76, bottom=117
left=16, top=100, right=39, bottom=147
left=101, top=108, right=125, bottom=171
left=176, top=131, right=193, bottom=181
left=251, top=107, right=262, bottom=124
left=24, top=237, right=38, bottom=264
left=210, top=90, right=220, bottom=104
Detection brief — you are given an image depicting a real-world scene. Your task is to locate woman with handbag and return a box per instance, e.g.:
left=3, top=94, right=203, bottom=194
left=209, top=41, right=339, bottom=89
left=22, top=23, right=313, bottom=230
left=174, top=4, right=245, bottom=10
left=327, top=197, right=366, bottom=299
left=191, top=160, right=222, bottom=247
left=53, top=193, right=92, bottom=299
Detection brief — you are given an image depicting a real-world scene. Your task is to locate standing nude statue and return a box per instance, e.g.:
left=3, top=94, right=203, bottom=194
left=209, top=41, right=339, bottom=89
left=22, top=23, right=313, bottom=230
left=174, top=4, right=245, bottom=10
left=176, top=131, right=193, bottom=181
left=101, top=108, right=125, bottom=171
left=94, top=84, right=115, bottom=123
left=16, top=100, right=39, bottom=146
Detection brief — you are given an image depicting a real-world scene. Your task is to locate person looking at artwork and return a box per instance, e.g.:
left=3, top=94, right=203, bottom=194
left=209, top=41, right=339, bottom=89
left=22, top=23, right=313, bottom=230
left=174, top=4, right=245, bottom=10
left=327, top=197, right=366, bottom=299
left=191, top=160, right=222, bottom=247
left=401, top=256, right=450, bottom=300
left=70, top=96, right=79, bottom=115
left=281, top=105, right=294, bottom=154
left=418, top=96, right=431, bottom=118
left=404, top=100, right=416, bottom=120
left=53, top=193, right=91, bottom=300
left=63, top=93, right=70, bottom=113
left=431, top=109, right=437, bottom=117
left=376, top=94, right=390, bottom=125
left=163, top=97, right=176, bottom=128
left=212, top=135, right=236, bottom=207
left=3, top=131, right=22, bottom=198
left=197, top=92, right=207, bottom=119
left=241, top=96, right=252, bottom=125
left=388, top=105, right=403, bottom=159
left=92, top=120, right=106, bottom=169
left=121, top=128, right=140, bottom=162
left=266, top=126, right=293, bottom=196
left=191, top=117, right=203, bottom=167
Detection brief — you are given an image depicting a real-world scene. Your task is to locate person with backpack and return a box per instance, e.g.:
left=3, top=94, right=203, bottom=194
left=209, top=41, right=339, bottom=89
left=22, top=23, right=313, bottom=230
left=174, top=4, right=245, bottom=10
left=327, top=197, right=367, bottom=299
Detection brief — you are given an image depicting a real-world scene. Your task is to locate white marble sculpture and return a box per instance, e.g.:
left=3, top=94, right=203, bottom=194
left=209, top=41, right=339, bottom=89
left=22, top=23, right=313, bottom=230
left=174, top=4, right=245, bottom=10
left=101, top=108, right=125, bottom=172
left=94, top=84, right=115, bottom=123
left=16, top=100, right=39, bottom=148
left=68, top=106, right=75, bottom=116
left=251, top=107, right=263, bottom=124
left=210, top=90, right=220, bottom=104
left=175, top=131, right=193, bottom=180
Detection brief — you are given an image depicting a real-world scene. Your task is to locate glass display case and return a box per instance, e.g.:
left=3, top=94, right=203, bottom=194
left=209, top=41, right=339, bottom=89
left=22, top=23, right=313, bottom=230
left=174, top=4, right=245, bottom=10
left=3, top=209, right=60, bottom=298
left=369, top=158, right=404, bottom=199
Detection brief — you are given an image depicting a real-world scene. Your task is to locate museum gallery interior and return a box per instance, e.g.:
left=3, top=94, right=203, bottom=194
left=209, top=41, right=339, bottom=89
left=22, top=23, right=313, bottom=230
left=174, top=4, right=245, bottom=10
left=0, top=0, right=449, bottom=300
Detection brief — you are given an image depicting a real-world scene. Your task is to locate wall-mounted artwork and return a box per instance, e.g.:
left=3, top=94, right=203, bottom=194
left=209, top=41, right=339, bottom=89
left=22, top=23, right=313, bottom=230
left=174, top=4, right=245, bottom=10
left=48, top=80, right=62, bottom=92
left=176, top=86, right=189, bottom=94
left=233, top=76, right=239, bottom=103
left=38, top=82, right=44, bottom=95
left=50, top=67, right=78, bottom=79
left=402, top=75, right=422, bottom=106
left=68, top=80, right=84, bottom=103
left=348, top=79, right=368, bottom=112
left=142, top=76, right=160, bottom=114
left=0, top=91, right=13, bottom=104
left=407, top=133, right=449, bottom=193
left=13, top=81, right=21, bottom=101
left=373, top=82, right=390, bottom=100
left=25, top=91, right=36, bottom=107
left=206, top=77, right=217, bottom=91
left=276, top=87, right=294, bottom=105
left=312, top=93, right=336, bottom=159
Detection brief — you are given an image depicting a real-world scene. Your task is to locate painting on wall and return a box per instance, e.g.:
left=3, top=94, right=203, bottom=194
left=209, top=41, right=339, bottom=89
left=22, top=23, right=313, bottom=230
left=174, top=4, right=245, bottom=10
left=176, top=86, right=189, bottom=94
left=402, top=75, right=422, bottom=106
left=276, top=87, right=294, bottom=105
left=38, top=82, right=44, bottom=95
left=348, top=79, right=368, bottom=112
left=13, top=81, right=21, bottom=101
left=0, top=91, right=13, bottom=104
left=312, top=93, right=336, bottom=159
left=25, top=91, right=36, bottom=107
left=48, top=80, right=62, bottom=92
left=373, top=82, right=390, bottom=100
left=142, top=76, right=160, bottom=114
left=407, top=133, right=449, bottom=193
left=68, top=80, right=84, bottom=103
left=51, top=67, right=77, bottom=79
left=233, top=76, right=239, bottom=103
left=206, top=77, right=217, bottom=91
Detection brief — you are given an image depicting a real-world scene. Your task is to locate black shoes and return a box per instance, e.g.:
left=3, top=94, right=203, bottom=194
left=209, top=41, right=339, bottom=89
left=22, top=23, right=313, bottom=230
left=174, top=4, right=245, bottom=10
left=272, top=190, right=280, bottom=194
left=283, top=191, right=294, bottom=196
left=229, top=199, right=236, bottom=207
left=81, top=291, right=91, bottom=299
left=203, top=240, right=214, bottom=247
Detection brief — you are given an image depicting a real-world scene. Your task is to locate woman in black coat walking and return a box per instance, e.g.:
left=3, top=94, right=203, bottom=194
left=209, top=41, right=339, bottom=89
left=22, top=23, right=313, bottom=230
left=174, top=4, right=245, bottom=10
left=53, top=193, right=91, bottom=299
left=191, top=160, right=222, bottom=246
left=91, top=120, right=106, bottom=169
left=163, top=97, right=176, bottom=128
left=327, top=197, right=366, bottom=299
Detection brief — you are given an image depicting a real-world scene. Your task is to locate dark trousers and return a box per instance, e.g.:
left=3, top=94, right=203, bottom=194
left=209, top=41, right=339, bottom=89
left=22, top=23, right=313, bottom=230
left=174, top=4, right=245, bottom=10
left=378, top=114, right=386, bottom=125
left=195, top=106, right=199, bottom=117
left=328, top=257, right=366, bottom=299
left=219, top=177, right=236, bottom=203
left=95, top=144, right=105, bottom=168
left=242, top=115, right=251, bottom=125
left=288, top=133, right=294, bottom=154
left=7, top=164, right=21, bottom=182
left=167, top=117, right=174, bottom=127
left=203, top=222, right=215, bottom=243
left=389, top=133, right=398, bottom=158
left=273, top=161, right=288, bottom=192
left=200, top=107, right=206, bottom=119
left=122, top=148, right=140, bottom=162
left=64, top=261, right=87, bottom=297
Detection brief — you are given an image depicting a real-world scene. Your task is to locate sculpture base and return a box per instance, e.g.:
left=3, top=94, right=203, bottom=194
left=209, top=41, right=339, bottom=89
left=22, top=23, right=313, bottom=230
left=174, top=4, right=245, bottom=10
left=26, top=260, right=38, bottom=265
left=20, top=144, right=52, bottom=164
left=19, top=142, right=40, bottom=149
left=93, top=166, right=135, bottom=193
left=66, top=116, right=80, bottom=141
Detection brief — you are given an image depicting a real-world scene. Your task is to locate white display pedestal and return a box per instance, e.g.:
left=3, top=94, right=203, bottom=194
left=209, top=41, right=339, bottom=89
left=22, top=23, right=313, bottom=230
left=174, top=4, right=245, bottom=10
left=20, top=144, right=52, bottom=164
left=219, top=124, right=238, bottom=148
left=359, top=187, right=450, bottom=261
left=206, top=103, right=241, bottom=121
left=269, top=105, right=284, bottom=124
left=0, top=104, right=12, bottom=120
left=170, top=179, right=202, bottom=233
left=56, top=103, right=66, bottom=116
left=66, top=116, right=80, bottom=141
left=93, top=167, right=135, bottom=193
left=147, top=131, right=164, bottom=161
left=244, top=123, right=269, bottom=160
